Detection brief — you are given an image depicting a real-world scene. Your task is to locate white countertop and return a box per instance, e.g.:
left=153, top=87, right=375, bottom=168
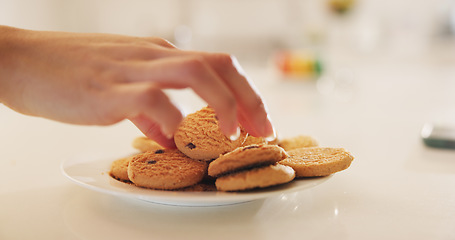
left=1, top=51, right=455, bottom=240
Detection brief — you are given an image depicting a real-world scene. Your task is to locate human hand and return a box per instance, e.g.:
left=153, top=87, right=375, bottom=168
left=0, top=26, right=275, bottom=148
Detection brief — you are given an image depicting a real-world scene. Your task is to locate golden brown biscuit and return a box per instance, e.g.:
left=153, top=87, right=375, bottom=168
left=127, top=149, right=208, bottom=190
left=208, top=144, right=289, bottom=177
left=215, top=164, right=295, bottom=191
left=278, top=135, right=318, bottom=151
left=132, top=137, right=163, bottom=152
left=174, top=106, right=247, bottom=161
left=109, top=156, right=133, bottom=183
left=279, top=147, right=353, bottom=177
left=242, top=135, right=279, bottom=146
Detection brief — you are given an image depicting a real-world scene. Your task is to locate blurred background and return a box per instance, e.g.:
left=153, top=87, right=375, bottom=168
left=2, top=0, right=455, bottom=132
left=3, top=0, right=455, bottom=138
left=2, top=0, right=455, bottom=68
left=2, top=2, right=455, bottom=238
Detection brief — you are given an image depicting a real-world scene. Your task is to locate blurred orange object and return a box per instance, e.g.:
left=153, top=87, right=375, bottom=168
left=275, top=51, right=323, bottom=79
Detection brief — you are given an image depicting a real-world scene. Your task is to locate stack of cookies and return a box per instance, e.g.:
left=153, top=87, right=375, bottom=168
left=110, top=106, right=354, bottom=192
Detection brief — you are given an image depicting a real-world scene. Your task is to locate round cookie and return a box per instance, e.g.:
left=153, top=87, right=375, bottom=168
left=109, top=156, right=133, bottom=183
left=278, top=135, right=318, bottom=151
left=132, top=136, right=163, bottom=152
left=242, top=135, right=279, bottom=146
left=208, top=144, right=289, bottom=177
left=174, top=106, right=247, bottom=161
left=279, top=147, right=354, bottom=177
left=127, top=149, right=208, bottom=190
left=215, top=164, right=295, bottom=191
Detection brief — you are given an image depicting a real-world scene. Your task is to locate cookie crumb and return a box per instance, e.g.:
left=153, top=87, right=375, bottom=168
left=155, top=149, right=165, bottom=154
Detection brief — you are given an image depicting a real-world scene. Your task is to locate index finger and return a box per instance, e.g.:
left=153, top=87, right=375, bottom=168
left=199, top=53, right=276, bottom=140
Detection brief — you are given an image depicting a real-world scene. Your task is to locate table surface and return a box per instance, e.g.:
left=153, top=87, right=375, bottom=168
left=1, top=50, right=455, bottom=240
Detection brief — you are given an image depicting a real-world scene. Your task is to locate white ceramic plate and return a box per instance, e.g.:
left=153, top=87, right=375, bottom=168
left=61, top=153, right=332, bottom=207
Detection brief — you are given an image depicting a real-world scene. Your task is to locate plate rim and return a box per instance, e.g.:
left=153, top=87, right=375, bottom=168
left=61, top=153, right=332, bottom=206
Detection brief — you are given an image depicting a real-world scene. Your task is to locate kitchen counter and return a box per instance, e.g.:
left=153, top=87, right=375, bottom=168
left=1, top=52, right=455, bottom=240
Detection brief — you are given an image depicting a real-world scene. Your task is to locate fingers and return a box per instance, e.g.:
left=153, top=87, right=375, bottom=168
left=195, top=53, right=276, bottom=140
left=138, top=49, right=275, bottom=140
left=129, top=115, right=176, bottom=149
left=105, top=40, right=274, bottom=140
left=121, top=57, right=240, bottom=139
left=95, top=42, right=174, bottom=62
left=111, top=83, right=184, bottom=141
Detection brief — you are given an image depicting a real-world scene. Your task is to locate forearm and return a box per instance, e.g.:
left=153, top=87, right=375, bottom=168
left=0, top=26, right=28, bottom=106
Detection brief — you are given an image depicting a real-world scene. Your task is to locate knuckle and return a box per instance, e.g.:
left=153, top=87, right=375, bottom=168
left=218, top=94, right=237, bottom=112
left=246, top=96, right=266, bottom=117
left=88, top=68, right=119, bottom=91
left=181, top=56, right=207, bottom=79
left=249, top=95, right=264, bottom=110
left=138, top=87, right=165, bottom=108
left=88, top=98, right=122, bottom=125
left=148, top=37, right=176, bottom=48
left=209, top=52, right=234, bottom=67
left=97, top=111, right=121, bottom=125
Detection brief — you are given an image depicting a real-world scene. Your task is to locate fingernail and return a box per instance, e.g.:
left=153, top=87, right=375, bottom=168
left=263, top=115, right=276, bottom=142
left=264, top=129, right=276, bottom=142
left=164, top=132, right=174, bottom=140
left=229, top=127, right=241, bottom=141
left=161, top=127, right=175, bottom=140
